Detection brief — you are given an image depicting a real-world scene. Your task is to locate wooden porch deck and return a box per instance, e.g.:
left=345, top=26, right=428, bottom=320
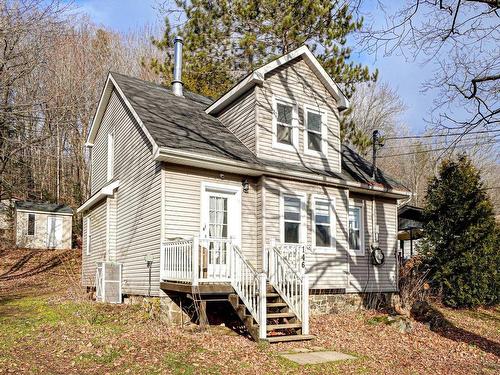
left=159, top=280, right=234, bottom=295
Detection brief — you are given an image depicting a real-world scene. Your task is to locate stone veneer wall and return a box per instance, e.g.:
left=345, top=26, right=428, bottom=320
left=123, top=294, right=192, bottom=325
left=309, top=292, right=400, bottom=315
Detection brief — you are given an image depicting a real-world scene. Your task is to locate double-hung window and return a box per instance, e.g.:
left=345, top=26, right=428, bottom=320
left=348, top=204, right=364, bottom=255
left=273, top=98, right=298, bottom=151
left=313, top=198, right=335, bottom=250
left=283, top=195, right=303, bottom=243
left=304, top=106, right=327, bottom=156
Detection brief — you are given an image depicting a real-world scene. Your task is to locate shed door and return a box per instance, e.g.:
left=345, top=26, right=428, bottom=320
left=47, top=217, right=63, bottom=248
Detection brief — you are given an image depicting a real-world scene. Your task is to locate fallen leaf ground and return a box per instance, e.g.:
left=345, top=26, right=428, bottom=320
left=0, top=248, right=498, bottom=374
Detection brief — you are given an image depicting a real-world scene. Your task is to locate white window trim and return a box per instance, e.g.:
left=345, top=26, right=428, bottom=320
left=279, top=191, right=307, bottom=244
left=85, top=216, right=91, bottom=256
left=312, top=195, right=336, bottom=252
left=303, top=104, right=328, bottom=157
left=272, top=96, right=299, bottom=153
left=26, top=213, right=36, bottom=236
left=107, top=131, right=114, bottom=182
left=200, top=182, right=242, bottom=247
left=348, top=201, right=365, bottom=256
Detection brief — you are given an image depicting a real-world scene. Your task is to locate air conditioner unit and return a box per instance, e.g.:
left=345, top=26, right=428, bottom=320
left=95, top=261, right=122, bottom=303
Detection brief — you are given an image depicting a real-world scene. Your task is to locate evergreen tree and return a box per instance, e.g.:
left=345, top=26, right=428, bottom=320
left=149, top=1, right=377, bottom=144
left=422, top=155, right=499, bottom=308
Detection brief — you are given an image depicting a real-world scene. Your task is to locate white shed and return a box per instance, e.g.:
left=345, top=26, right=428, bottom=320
left=15, top=201, right=73, bottom=249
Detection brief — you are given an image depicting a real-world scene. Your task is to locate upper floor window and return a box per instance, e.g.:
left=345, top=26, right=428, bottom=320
left=282, top=194, right=304, bottom=244
left=304, top=106, right=327, bottom=156
left=27, top=213, right=35, bottom=236
left=107, top=132, right=114, bottom=181
left=349, top=204, right=364, bottom=255
left=272, top=98, right=298, bottom=151
left=313, top=197, right=335, bottom=250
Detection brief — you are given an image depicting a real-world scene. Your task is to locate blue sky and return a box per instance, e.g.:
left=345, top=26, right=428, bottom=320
left=73, top=0, right=433, bottom=133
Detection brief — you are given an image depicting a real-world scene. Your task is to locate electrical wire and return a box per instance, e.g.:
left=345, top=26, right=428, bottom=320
left=383, top=129, right=500, bottom=140
left=378, top=139, right=500, bottom=158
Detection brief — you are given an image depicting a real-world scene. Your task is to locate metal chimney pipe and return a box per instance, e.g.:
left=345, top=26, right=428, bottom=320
left=172, top=36, right=183, bottom=97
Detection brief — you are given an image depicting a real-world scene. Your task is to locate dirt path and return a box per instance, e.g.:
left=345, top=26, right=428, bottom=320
left=0, top=249, right=498, bottom=374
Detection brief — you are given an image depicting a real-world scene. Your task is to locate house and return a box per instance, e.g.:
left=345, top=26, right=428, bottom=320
left=398, top=204, right=425, bottom=261
left=78, top=40, right=410, bottom=342
left=15, top=201, right=73, bottom=249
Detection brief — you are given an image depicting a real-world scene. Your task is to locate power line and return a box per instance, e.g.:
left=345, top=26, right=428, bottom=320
left=382, top=132, right=500, bottom=150
left=378, top=139, right=500, bottom=158
left=384, top=129, right=500, bottom=140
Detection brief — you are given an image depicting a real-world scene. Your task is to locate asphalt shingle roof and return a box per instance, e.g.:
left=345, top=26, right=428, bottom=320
left=110, top=72, right=407, bottom=192
left=15, top=201, right=73, bottom=214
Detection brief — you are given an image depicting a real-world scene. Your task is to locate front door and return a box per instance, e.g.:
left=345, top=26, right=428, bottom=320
left=47, top=217, right=63, bottom=248
left=202, top=184, right=241, bottom=280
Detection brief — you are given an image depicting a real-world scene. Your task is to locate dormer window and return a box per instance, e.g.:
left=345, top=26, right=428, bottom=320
left=272, top=97, right=298, bottom=151
left=304, top=106, right=327, bottom=156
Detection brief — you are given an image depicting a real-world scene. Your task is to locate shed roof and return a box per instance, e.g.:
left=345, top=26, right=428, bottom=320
left=15, top=201, right=73, bottom=215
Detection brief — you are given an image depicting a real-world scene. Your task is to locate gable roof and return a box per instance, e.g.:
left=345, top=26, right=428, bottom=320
left=206, top=45, right=349, bottom=115
left=108, top=73, right=260, bottom=164
left=15, top=201, right=73, bottom=215
left=85, top=71, right=408, bottom=198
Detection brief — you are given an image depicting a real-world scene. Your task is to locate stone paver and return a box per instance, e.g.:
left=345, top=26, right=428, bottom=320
left=280, top=351, right=356, bottom=365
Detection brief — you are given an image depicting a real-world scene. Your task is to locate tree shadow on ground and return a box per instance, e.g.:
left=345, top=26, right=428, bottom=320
left=412, top=301, right=500, bottom=357
left=0, top=254, right=62, bottom=281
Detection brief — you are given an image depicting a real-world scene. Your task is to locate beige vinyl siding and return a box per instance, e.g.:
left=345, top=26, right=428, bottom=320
left=347, top=193, right=398, bottom=293
left=217, top=89, right=257, bottom=154
left=107, top=194, right=117, bottom=261
left=90, top=90, right=121, bottom=195
left=15, top=211, right=72, bottom=250
left=82, top=200, right=107, bottom=286
left=163, top=164, right=260, bottom=269
left=263, top=177, right=398, bottom=292
left=256, top=58, right=342, bottom=172
left=263, top=177, right=349, bottom=289
left=110, top=92, right=162, bottom=297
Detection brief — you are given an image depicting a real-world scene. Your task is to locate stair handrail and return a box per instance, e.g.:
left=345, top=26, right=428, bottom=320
left=267, top=245, right=309, bottom=335
left=230, top=244, right=267, bottom=339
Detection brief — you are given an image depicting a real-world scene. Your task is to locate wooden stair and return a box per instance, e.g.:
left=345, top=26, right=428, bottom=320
left=229, top=283, right=314, bottom=343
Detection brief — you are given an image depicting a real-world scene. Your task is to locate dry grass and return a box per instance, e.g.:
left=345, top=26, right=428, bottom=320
left=0, top=248, right=499, bottom=374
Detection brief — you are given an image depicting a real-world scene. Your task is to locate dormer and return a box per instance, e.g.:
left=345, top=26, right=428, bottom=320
left=207, top=46, right=349, bottom=174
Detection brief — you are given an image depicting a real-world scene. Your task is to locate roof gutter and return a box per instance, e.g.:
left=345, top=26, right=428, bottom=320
left=154, top=147, right=410, bottom=199
left=77, top=180, right=120, bottom=214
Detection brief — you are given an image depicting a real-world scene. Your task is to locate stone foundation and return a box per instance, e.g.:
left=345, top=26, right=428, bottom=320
left=124, top=293, right=192, bottom=325
left=309, top=292, right=400, bottom=315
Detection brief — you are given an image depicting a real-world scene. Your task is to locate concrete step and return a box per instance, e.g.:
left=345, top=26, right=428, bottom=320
left=267, top=312, right=296, bottom=319
left=266, top=334, right=315, bottom=343
left=266, top=323, right=302, bottom=331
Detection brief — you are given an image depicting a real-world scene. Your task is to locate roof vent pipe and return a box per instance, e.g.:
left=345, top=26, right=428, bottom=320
left=172, top=36, right=184, bottom=97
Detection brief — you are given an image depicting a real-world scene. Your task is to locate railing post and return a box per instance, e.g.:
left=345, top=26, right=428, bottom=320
left=192, top=236, right=199, bottom=286
left=258, top=272, right=267, bottom=340
left=159, top=243, right=165, bottom=281
left=269, top=239, right=276, bottom=283
left=301, top=274, right=309, bottom=335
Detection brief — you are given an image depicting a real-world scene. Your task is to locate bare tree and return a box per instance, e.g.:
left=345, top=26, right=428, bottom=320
left=358, top=0, right=499, bottom=153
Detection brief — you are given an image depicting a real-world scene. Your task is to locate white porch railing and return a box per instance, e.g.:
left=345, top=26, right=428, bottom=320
left=160, top=237, right=267, bottom=339
left=269, top=240, right=307, bottom=275
left=266, top=244, right=309, bottom=335
left=230, top=245, right=267, bottom=339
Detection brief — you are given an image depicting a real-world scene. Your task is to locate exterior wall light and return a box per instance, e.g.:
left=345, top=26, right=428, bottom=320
left=242, top=178, right=249, bottom=193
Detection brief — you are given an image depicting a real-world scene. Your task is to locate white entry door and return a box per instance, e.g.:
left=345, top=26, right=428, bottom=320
left=202, top=184, right=241, bottom=280
left=47, top=217, right=63, bottom=248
